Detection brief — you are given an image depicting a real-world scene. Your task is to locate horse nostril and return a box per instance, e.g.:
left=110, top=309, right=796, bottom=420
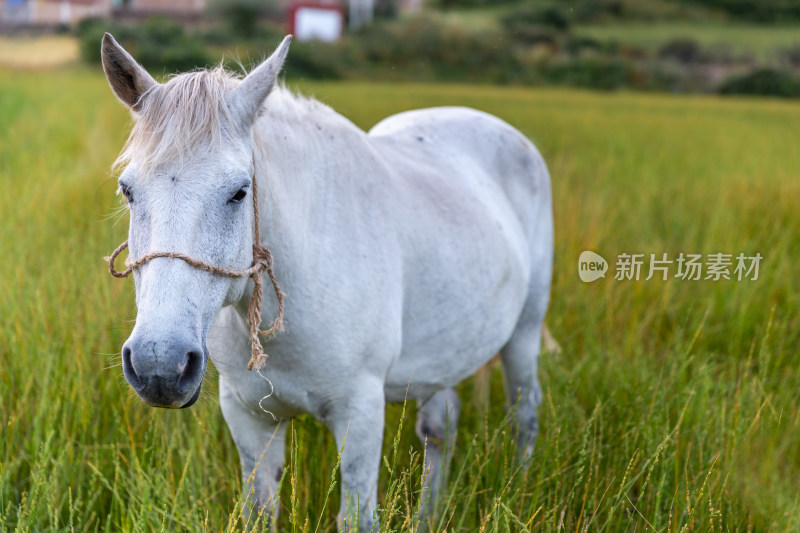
left=177, top=350, right=204, bottom=392
left=121, top=345, right=143, bottom=390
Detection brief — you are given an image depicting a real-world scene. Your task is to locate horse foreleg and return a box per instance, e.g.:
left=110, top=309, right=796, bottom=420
left=327, top=379, right=385, bottom=532
left=415, top=387, right=460, bottom=529
left=220, top=382, right=287, bottom=530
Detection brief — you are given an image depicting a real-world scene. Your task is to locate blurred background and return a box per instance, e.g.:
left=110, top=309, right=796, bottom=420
left=2, top=0, right=800, bottom=96
left=3, top=1, right=800, bottom=531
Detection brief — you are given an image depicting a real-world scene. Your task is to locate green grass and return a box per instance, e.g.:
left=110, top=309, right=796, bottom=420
left=1, top=68, right=800, bottom=531
left=575, top=22, right=800, bottom=62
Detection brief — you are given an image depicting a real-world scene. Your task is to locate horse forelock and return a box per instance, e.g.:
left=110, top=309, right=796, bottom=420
left=113, top=64, right=334, bottom=178
left=114, top=66, right=242, bottom=176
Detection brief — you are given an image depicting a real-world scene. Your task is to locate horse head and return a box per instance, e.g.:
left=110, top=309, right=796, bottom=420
left=102, top=33, right=291, bottom=407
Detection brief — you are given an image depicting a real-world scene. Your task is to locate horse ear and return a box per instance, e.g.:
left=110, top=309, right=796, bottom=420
left=226, top=35, right=292, bottom=128
left=101, top=32, right=158, bottom=112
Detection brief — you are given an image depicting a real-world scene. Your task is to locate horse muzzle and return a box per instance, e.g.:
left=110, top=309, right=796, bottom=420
left=121, top=333, right=207, bottom=408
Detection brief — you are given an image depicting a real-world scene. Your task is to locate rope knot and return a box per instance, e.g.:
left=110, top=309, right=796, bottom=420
left=251, top=243, right=273, bottom=272
left=244, top=237, right=285, bottom=371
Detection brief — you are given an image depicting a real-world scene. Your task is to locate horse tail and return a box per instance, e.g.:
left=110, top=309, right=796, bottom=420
left=541, top=323, right=561, bottom=354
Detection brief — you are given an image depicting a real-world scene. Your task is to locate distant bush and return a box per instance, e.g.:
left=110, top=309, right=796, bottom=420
left=284, top=42, right=347, bottom=80
left=702, top=43, right=737, bottom=65
left=508, top=26, right=559, bottom=48
left=134, top=18, right=212, bottom=73
left=430, top=0, right=519, bottom=8
left=76, top=17, right=120, bottom=64
left=540, top=56, right=630, bottom=90
left=658, top=39, right=702, bottom=64
left=565, top=35, right=606, bottom=56
left=207, top=0, right=281, bottom=39
left=356, top=15, right=511, bottom=82
left=572, top=0, right=724, bottom=22
left=571, top=0, right=625, bottom=22
left=202, top=20, right=284, bottom=48
left=780, top=46, right=800, bottom=68
left=76, top=19, right=101, bottom=64
left=199, top=25, right=239, bottom=46
left=374, top=0, right=399, bottom=20
left=628, top=60, right=688, bottom=92
left=675, top=0, right=800, bottom=23
left=502, top=5, right=571, bottom=32
left=77, top=17, right=212, bottom=74
left=718, top=68, right=800, bottom=98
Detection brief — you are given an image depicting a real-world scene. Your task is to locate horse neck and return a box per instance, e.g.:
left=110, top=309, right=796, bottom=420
left=251, top=103, right=368, bottom=251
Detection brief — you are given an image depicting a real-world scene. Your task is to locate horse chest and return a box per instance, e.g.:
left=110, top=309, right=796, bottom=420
left=222, top=365, right=333, bottom=421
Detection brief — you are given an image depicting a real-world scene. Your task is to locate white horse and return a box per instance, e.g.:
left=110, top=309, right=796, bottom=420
left=102, top=33, right=553, bottom=531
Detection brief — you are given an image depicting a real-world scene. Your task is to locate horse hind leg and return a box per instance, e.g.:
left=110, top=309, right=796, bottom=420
left=415, top=387, right=460, bottom=528
left=500, top=303, right=546, bottom=462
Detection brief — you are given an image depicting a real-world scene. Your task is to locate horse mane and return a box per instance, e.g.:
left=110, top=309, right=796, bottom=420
left=115, top=65, right=325, bottom=175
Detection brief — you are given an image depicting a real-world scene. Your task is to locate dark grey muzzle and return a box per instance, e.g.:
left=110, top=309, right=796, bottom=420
left=121, top=333, right=206, bottom=408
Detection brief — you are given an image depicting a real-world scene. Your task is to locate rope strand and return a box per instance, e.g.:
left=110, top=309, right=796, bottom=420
left=106, top=165, right=284, bottom=371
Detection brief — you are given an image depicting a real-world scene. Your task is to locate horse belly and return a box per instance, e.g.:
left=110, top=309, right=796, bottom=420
left=384, top=193, right=530, bottom=401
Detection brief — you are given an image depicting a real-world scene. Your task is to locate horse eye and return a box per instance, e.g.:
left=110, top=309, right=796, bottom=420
left=120, top=183, right=133, bottom=203
left=229, top=188, right=247, bottom=204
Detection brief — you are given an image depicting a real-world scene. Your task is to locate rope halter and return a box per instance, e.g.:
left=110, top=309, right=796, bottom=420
left=105, top=168, right=284, bottom=371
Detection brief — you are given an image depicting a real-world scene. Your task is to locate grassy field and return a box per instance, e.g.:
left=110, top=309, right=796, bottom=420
left=1, top=67, right=799, bottom=531
left=0, top=36, right=79, bottom=70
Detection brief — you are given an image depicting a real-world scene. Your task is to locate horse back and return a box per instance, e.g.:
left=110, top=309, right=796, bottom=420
left=369, top=106, right=550, bottom=250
